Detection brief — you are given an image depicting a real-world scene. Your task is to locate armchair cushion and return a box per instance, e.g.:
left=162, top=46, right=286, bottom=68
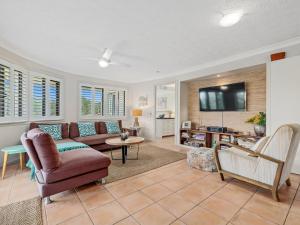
left=41, top=148, right=111, bottom=183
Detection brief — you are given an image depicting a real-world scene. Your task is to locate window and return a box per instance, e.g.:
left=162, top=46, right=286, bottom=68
left=80, top=84, right=126, bottom=118
left=118, top=90, right=126, bottom=116
left=49, top=80, right=61, bottom=116
left=0, top=61, right=28, bottom=123
left=31, top=74, right=62, bottom=120
left=31, top=75, right=46, bottom=117
left=106, top=90, right=117, bottom=116
left=14, top=70, right=28, bottom=117
left=94, top=88, right=104, bottom=115
left=80, top=86, right=93, bottom=116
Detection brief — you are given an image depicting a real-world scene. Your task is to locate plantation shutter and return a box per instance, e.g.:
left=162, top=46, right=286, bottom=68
left=13, top=70, right=27, bottom=117
left=94, top=87, right=103, bottom=116
left=81, top=86, right=92, bottom=115
left=32, top=76, right=46, bottom=117
left=0, top=64, right=11, bottom=118
left=106, top=90, right=117, bottom=116
left=49, top=79, right=61, bottom=116
left=118, top=90, right=125, bottom=116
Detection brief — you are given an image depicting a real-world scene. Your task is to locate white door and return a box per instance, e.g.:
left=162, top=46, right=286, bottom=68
left=268, top=55, right=300, bottom=174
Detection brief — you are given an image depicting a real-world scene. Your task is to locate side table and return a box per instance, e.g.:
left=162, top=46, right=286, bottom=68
left=126, top=127, right=142, bottom=136
left=1, top=145, right=26, bottom=179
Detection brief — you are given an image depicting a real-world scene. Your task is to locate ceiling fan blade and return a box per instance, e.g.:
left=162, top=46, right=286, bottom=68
left=82, top=57, right=99, bottom=61
left=102, top=48, right=113, bottom=60
left=109, top=61, right=131, bottom=67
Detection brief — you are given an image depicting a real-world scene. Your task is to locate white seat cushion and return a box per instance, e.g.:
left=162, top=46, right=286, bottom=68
left=218, top=147, right=278, bottom=186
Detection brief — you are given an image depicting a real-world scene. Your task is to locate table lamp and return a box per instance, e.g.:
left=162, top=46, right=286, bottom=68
left=132, top=108, right=142, bottom=127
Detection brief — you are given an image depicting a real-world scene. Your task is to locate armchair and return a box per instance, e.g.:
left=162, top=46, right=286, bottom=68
left=214, top=124, right=300, bottom=201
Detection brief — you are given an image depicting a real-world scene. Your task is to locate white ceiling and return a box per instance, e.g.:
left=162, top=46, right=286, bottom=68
left=0, top=0, right=300, bottom=83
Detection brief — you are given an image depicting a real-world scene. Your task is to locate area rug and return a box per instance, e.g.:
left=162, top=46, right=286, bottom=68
left=0, top=197, right=42, bottom=225
left=105, top=144, right=186, bottom=183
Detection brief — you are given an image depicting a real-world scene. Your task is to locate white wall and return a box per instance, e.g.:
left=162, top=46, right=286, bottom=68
left=128, top=83, right=156, bottom=139
left=0, top=47, right=131, bottom=166
left=267, top=55, right=300, bottom=174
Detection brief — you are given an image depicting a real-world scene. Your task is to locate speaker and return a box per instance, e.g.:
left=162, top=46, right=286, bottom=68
left=207, top=126, right=227, bottom=133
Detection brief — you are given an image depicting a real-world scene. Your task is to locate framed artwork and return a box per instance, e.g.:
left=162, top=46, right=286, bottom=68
left=182, top=121, right=191, bottom=129
left=138, top=96, right=148, bottom=107
left=157, top=96, right=167, bottom=110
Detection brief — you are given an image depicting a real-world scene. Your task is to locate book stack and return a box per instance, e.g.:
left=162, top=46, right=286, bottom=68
left=220, top=135, right=230, bottom=142
left=192, top=133, right=205, bottom=141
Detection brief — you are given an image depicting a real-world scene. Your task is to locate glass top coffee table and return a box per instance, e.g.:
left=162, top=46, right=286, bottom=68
left=105, top=136, right=145, bottom=164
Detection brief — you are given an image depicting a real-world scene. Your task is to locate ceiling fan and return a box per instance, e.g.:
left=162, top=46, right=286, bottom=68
left=85, top=48, right=130, bottom=68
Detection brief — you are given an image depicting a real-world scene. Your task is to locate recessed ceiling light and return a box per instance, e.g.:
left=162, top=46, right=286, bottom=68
left=98, top=59, right=109, bottom=68
left=217, top=74, right=221, bottom=78
left=219, top=11, right=243, bottom=27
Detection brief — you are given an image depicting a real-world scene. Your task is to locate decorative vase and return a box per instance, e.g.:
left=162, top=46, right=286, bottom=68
left=120, top=132, right=129, bottom=141
left=254, top=125, right=266, bottom=137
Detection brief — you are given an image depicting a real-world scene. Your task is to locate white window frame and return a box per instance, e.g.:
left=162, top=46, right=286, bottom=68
left=29, top=72, right=64, bottom=121
left=79, top=83, right=127, bottom=120
left=0, top=58, right=29, bottom=124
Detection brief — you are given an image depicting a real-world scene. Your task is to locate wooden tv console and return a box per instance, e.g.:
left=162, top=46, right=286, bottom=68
left=180, top=128, right=245, bottom=149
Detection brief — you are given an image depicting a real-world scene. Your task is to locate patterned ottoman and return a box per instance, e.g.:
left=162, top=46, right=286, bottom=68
left=187, top=147, right=217, bottom=172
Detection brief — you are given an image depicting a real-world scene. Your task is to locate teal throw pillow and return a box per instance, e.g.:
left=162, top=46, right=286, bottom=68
left=38, top=124, right=62, bottom=140
left=106, top=121, right=121, bottom=134
left=78, top=122, right=96, bottom=137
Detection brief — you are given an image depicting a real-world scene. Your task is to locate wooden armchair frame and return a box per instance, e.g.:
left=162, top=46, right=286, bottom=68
left=214, top=141, right=290, bottom=201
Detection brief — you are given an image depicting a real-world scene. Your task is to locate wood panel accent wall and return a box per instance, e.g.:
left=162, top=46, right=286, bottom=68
left=187, top=65, right=266, bottom=134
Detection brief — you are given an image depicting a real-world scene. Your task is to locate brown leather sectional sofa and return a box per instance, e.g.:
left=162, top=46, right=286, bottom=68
left=29, top=120, right=127, bottom=151
left=69, top=120, right=123, bottom=151
left=21, top=128, right=111, bottom=203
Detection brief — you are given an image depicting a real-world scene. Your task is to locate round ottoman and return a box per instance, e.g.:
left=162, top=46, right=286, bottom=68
left=187, top=147, right=217, bottom=172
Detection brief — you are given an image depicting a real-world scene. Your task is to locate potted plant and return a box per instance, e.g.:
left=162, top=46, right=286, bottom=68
left=246, top=112, right=266, bottom=136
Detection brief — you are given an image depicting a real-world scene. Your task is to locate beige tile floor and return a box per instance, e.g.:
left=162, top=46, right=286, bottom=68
left=1, top=137, right=300, bottom=225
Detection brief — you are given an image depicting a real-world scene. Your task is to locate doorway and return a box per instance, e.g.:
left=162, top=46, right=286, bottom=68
left=155, top=83, right=176, bottom=139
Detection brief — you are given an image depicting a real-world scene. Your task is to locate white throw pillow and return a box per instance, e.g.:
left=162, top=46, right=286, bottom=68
left=250, top=136, right=269, bottom=153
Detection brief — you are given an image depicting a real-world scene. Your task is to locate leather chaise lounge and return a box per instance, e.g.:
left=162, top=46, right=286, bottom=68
left=21, top=128, right=111, bottom=204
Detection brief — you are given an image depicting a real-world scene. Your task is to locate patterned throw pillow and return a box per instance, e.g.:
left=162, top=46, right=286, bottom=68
left=38, top=124, right=62, bottom=140
left=78, top=122, right=96, bottom=137
left=105, top=121, right=121, bottom=134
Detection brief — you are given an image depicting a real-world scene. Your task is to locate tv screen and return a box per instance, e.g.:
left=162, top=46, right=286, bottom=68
left=199, top=82, right=246, bottom=111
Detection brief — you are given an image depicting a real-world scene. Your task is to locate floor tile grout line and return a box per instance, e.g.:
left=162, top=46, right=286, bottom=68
left=74, top=187, right=99, bottom=225
left=42, top=201, right=49, bottom=225
left=46, top=190, right=90, bottom=225
left=174, top=177, right=230, bottom=221
left=104, top=163, right=208, bottom=199
left=226, top=182, right=258, bottom=225
left=283, top=182, right=300, bottom=225
left=104, top=159, right=188, bottom=188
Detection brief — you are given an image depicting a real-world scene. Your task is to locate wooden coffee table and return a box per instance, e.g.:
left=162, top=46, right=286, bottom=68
left=105, top=136, right=145, bottom=164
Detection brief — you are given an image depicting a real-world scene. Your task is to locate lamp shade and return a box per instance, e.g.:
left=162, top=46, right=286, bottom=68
left=132, top=108, right=143, bottom=117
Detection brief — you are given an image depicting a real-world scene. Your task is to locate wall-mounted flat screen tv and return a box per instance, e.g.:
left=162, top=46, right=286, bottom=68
left=199, top=82, right=246, bottom=111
